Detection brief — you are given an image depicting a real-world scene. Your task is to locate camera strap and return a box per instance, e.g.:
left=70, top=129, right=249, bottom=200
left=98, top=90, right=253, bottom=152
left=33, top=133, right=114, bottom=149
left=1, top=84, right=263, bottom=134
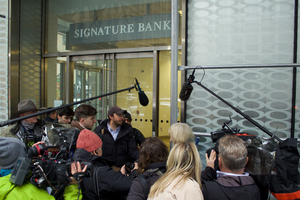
left=93, top=166, right=106, bottom=197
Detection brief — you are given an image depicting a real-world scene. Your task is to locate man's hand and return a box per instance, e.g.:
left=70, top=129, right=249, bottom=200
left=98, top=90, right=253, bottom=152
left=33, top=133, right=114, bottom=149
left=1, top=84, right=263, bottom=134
left=32, top=141, right=45, bottom=147
left=69, top=161, right=87, bottom=185
left=120, top=165, right=126, bottom=175
left=132, top=162, right=138, bottom=171
left=206, top=150, right=216, bottom=169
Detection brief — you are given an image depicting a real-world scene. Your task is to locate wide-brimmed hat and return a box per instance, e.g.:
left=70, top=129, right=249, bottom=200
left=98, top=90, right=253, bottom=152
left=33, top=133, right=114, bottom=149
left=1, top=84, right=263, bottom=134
left=11, top=99, right=42, bottom=119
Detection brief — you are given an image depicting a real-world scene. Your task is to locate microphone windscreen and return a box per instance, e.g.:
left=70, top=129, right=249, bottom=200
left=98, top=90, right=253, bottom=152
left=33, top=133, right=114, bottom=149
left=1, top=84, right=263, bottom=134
left=179, top=82, right=193, bottom=101
left=139, top=91, right=149, bottom=106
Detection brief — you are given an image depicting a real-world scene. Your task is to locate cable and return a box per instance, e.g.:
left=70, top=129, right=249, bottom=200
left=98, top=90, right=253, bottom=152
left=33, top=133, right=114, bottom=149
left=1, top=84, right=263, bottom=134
left=77, top=182, right=81, bottom=200
left=198, top=66, right=205, bottom=83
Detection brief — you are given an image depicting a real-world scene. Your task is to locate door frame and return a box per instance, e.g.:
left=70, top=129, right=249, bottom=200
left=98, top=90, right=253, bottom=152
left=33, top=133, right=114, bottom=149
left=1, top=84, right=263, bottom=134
left=68, top=51, right=159, bottom=136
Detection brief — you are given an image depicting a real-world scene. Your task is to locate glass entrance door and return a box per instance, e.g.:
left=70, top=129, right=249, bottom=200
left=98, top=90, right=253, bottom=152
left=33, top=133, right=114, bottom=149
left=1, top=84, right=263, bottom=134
left=115, top=57, right=153, bottom=138
left=71, top=53, right=153, bottom=134
left=73, top=58, right=108, bottom=121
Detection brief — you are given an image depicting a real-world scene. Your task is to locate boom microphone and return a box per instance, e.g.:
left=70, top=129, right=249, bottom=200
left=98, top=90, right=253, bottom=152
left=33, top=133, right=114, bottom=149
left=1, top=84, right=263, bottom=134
left=179, top=68, right=196, bottom=101
left=135, top=78, right=149, bottom=106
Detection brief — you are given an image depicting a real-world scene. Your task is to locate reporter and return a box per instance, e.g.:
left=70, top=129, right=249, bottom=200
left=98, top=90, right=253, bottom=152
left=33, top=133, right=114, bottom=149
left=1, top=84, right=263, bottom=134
left=74, top=129, right=138, bottom=200
left=168, top=123, right=195, bottom=144
left=201, top=135, right=267, bottom=200
left=127, top=137, right=169, bottom=200
left=148, top=142, right=203, bottom=200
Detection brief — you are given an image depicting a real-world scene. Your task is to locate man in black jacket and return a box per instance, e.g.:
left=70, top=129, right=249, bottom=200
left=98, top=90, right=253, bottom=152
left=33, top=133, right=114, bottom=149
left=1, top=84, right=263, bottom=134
left=202, top=135, right=268, bottom=200
left=74, top=129, right=138, bottom=200
left=124, top=112, right=145, bottom=150
left=94, top=106, right=139, bottom=172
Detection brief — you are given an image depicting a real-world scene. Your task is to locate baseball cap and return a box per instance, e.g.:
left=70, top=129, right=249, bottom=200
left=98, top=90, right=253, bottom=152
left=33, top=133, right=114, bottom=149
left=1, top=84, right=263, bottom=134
left=107, top=106, right=127, bottom=116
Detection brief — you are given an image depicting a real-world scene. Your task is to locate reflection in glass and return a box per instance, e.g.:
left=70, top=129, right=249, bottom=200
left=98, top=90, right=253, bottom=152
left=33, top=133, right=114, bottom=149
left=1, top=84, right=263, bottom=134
left=73, top=60, right=104, bottom=121
left=46, top=0, right=182, bottom=53
left=46, top=57, right=66, bottom=107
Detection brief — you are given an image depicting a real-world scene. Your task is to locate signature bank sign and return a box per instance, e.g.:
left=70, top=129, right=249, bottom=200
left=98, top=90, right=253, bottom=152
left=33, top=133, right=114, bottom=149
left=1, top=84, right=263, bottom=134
left=68, top=13, right=172, bottom=45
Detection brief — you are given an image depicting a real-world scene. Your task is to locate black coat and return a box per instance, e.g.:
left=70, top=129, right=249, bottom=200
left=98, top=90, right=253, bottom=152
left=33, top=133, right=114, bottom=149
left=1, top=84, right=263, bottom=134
left=94, top=119, right=140, bottom=167
left=201, top=167, right=268, bottom=200
left=73, top=148, right=137, bottom=200
left=127, top=161, right=166, bottom=200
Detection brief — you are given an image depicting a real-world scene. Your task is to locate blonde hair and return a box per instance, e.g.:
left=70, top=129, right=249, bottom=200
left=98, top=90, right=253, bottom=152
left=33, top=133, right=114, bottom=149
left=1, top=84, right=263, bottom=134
left=218, top=135, right=248, bottom=172
left=168, top=123, right=195, bottom=144
left=148, top=142, right=202, bottom=199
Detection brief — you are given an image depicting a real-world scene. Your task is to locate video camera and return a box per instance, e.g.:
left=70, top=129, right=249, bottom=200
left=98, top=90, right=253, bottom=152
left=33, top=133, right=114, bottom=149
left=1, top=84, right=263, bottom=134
left=9, top=126, right=93, bottom=191
left=210, top=116, right=240, bottom=143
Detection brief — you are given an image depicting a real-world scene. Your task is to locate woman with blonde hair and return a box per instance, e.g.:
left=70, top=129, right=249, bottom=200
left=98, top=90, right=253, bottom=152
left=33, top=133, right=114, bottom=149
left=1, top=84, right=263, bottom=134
left=148, top=142, right=203, bottom=200
left=168, top=123, right=195, bottom=144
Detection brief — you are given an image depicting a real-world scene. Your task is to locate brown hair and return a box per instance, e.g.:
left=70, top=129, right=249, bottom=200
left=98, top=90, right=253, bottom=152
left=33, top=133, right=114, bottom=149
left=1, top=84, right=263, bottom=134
left=74, top=104, right=97, bottom=121
left=137, top=137, right=169, bottom=174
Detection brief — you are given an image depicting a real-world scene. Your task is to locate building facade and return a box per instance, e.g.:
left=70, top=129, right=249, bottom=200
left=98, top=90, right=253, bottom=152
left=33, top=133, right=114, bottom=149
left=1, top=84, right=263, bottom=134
left=1, top=1, right=299, bottom=158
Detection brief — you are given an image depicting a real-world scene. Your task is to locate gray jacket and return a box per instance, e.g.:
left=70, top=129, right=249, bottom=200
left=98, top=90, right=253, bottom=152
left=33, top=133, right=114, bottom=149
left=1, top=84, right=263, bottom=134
left=0, top=121, right=43, bottom=147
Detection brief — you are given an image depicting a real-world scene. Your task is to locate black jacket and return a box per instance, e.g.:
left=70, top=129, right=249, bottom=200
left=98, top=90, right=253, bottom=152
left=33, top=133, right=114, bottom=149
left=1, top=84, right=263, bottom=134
left=42, top=116, right=56, bottom=125
left=74, top=148, right=137, bottom=200
left=127, top=161, right=166, bottom=200
left=94, top=119, right=140, bottom=167
left=201, top=167, right=268, bottom=200
left=132, top=128, right=145, bottom=147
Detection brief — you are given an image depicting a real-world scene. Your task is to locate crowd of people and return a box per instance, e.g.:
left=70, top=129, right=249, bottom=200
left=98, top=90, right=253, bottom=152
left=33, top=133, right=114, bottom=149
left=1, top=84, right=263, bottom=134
left=0, top=99, right=270, bottom=200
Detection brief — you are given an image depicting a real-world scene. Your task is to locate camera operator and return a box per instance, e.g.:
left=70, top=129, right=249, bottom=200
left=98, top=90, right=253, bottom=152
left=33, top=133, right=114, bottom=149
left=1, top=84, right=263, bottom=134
left=1, top=100, right=43, bottom=148
left=201, top=135, right=268, bottom=200
left=74, top=129, right=138, bottom=200
left=56, top=106, right=74, bottom=124
left=0, top=137, right=86, bottom=199
left=42, top=107, right=57, bottom=125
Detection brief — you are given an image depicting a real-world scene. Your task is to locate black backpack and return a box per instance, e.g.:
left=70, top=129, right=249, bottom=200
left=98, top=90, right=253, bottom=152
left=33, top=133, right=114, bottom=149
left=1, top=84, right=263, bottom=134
left=137, top=168, right=164, bottom=199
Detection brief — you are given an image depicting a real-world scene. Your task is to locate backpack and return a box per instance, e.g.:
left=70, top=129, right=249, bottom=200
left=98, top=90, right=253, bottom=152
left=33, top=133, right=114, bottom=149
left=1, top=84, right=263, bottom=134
left=137, top=168, right=164, bottom=200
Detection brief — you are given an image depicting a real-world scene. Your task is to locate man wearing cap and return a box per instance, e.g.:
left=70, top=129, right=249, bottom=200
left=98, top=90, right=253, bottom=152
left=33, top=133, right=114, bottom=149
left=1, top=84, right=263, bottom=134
left=1, top=99, right=43, bottom=147
left=95, top=106, right=140, bottom=171
left=74, top=129, right=138, bottom=200
left=124, top=112, right=145, bottom=150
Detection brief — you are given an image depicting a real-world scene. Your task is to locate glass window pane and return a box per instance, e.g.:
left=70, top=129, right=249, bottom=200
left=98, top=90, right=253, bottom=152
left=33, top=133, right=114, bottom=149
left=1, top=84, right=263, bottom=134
left=20, top=0, right=42, bottom=106
left=46, top=57, right=66, bottom=107
left=187, top=67, right=293, bottom=139
left=46, top=0, right=182, bottom=53
left=116, top=57, right=153, bottom=138
left=73, top=60, right=103, bottom=121
left=158, top=50, right=181, bottom=137
left=187, top=0, right=294, bottom=65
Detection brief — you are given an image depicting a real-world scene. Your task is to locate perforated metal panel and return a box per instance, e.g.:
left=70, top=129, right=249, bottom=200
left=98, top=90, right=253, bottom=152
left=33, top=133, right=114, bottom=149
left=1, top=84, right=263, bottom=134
left=0, top=0, right=8, bottom=133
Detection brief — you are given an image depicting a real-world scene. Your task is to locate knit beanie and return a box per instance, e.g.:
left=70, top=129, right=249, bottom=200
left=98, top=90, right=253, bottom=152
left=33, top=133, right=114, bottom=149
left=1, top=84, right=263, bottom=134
left=0, top=137, right=27, bottom=169
left=76, top=129, right=103, bottom=152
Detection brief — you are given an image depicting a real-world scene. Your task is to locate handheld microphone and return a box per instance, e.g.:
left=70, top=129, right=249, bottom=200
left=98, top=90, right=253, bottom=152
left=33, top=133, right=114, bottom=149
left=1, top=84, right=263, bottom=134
left=135, top=78, right=149, bottom=106
left=179, top=69, right=196, bottom=101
